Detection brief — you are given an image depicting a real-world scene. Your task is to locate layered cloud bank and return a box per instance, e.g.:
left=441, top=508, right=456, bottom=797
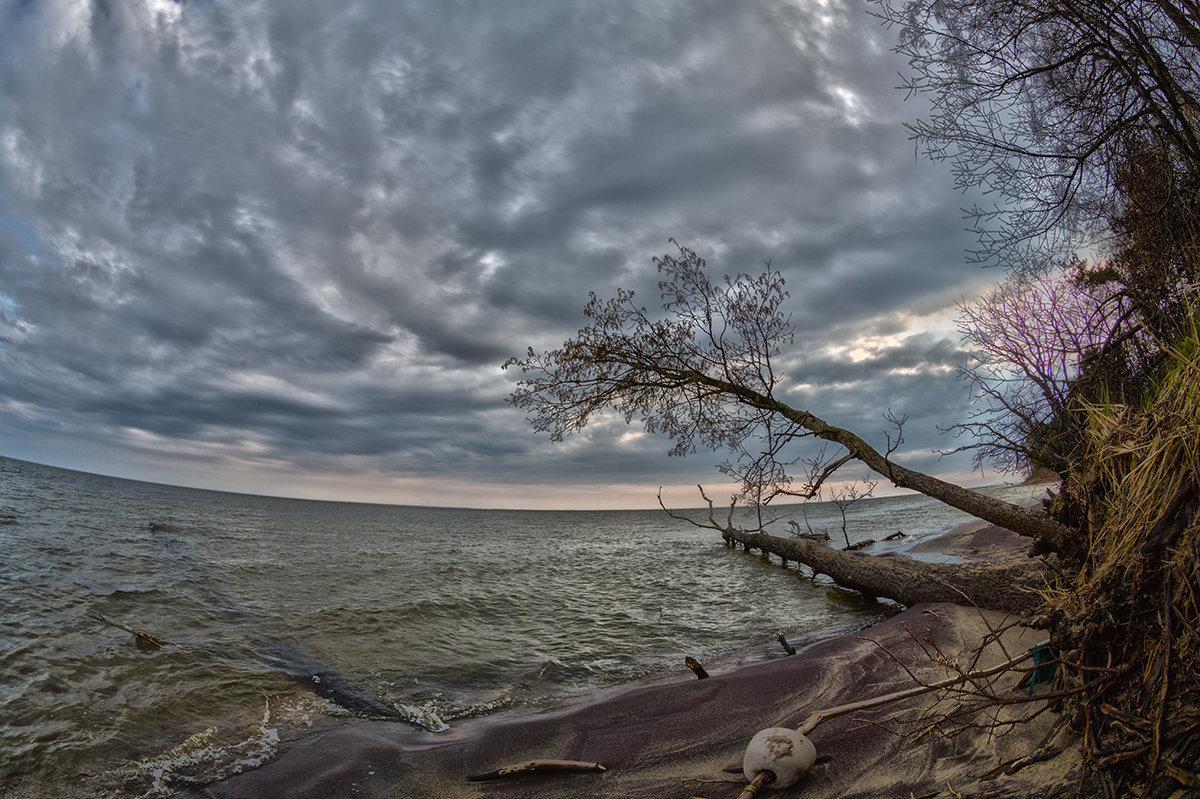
left=0, top=0, right=999, bottom=508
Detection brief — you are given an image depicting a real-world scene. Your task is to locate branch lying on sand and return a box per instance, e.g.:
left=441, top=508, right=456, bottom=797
left=797, top=644, right=1042, bottom=736
left=735, top=646, right=1044, bottom=799
left=467, top=760, right=608, bottom=781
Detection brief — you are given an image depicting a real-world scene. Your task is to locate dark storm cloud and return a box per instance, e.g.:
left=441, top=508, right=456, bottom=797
left=0, top=0, right=1000, bottom=507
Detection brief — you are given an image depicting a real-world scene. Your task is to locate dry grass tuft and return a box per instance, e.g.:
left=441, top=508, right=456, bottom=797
left=1043, top=327, right=1200, bottom=796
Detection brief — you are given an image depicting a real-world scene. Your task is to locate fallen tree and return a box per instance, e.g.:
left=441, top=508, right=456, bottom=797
left=662, top=490, right=1049, bottom=613
left=506, top=243, right=1069, bottom=614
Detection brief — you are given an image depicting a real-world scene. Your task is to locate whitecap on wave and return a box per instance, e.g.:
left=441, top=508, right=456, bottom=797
left=89, top=698, right=281, bottom=798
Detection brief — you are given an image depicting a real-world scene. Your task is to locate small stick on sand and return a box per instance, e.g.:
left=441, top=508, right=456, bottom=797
left=467, top=759, right=606, bottom=781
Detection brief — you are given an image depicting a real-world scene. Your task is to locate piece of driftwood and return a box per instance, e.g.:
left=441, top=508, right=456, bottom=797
left=738, top=771, right=775, bottom=797
left=467, top=759, right=607, bottom=781
left=92, top=611, right=167, bottom=648
left=841, top=538, right=875, bottom=551
left=777, top=635, right=796, bottom=656
left=685, top=656, right=710, bottom=679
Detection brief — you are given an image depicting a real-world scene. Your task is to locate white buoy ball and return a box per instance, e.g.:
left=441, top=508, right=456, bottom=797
left=742, top=727, right=817, bottom=787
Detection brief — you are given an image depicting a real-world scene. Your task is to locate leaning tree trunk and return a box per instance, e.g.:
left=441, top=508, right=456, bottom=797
left=694, top=372, right=1075, bottom=549
left=722, top=527, right=1049, bottom=613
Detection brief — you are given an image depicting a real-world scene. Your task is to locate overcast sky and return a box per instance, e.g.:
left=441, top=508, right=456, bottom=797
left=0, top=0, right=1012, bottom=509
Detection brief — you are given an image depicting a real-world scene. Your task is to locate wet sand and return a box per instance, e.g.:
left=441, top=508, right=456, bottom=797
left=178, top=522, right=1076, bottom=799
left=905, top=517, right=1037, bottom=561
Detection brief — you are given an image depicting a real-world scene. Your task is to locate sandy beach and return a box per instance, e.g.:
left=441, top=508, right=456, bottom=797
left=178, top=522, right=1077, bottom=799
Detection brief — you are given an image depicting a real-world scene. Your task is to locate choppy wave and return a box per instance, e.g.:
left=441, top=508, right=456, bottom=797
left=88, top=698, right=281, bottom=799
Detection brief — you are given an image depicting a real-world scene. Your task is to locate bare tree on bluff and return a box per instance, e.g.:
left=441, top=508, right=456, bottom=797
left=505, top=243, right=1071, bottom=613
left=875, top=0, right=1200, bottom=272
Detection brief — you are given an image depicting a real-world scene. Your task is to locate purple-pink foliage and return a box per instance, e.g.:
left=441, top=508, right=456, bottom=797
left=952, top=266, right=1130, bottom=473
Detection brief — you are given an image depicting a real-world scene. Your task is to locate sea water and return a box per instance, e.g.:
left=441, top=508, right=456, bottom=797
left=0, top=455, right=1049, bottom=797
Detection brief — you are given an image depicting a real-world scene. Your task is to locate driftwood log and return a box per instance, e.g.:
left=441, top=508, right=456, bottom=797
left=720, top=527, right=1049, bottom=613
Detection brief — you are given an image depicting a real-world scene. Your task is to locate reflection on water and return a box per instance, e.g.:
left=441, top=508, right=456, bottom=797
left=0, top=455, right=1048, bottom=797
